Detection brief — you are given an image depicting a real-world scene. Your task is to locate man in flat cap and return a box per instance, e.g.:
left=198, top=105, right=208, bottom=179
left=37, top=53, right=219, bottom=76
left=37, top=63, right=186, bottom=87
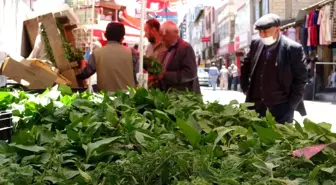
left=77, top=22, right=136, bottom=92
left=240, top=13, right=308, bottom=124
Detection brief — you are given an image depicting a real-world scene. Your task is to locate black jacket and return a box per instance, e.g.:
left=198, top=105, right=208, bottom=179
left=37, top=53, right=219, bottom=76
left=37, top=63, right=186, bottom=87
left=240, top=35, right=308, bottom=116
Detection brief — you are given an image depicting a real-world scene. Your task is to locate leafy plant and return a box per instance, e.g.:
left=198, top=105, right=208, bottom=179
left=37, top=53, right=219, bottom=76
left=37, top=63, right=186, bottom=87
left=0, top=86, right=335, bottom=184
left=143, top=56, right=162, bottom=75
left=56, top=21, right=84, bottom=62
left=40, top=24, right=56, bottom=64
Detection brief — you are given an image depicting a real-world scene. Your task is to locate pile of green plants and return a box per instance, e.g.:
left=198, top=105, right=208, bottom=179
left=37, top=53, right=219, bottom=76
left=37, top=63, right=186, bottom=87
left=143, top=56, right=163, bottom=76
left=40, top=22, right=83, bottom=65
left=0, top=86, right=336, bottom=185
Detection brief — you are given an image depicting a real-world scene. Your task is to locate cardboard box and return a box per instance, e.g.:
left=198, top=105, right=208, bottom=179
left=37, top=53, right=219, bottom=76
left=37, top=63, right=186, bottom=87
left=0, top=58, right=70, bottom=89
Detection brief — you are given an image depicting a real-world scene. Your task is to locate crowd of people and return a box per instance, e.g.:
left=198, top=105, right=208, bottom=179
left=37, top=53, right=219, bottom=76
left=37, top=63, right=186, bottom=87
left=209, top=63, right=239, bottom=91
left=77, top=13, right=308, bottom=124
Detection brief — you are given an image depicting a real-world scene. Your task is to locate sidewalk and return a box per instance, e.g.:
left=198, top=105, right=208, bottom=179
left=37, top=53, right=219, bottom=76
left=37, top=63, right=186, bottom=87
left=201, top=87, right=336, bottom=132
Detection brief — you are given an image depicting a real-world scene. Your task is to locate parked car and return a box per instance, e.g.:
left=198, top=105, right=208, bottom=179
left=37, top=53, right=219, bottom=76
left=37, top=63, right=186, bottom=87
left=198, top=68, right=210, bottom=86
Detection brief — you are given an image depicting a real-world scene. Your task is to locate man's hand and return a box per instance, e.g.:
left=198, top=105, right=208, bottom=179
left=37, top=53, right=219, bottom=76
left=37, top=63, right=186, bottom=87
left=148, top=72, right=164, bottom=87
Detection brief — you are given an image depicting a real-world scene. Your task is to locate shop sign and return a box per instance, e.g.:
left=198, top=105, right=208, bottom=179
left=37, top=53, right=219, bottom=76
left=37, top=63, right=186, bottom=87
left=202, top=37, right=211, bottom=42
left=217, top=43, right=235, bottom=56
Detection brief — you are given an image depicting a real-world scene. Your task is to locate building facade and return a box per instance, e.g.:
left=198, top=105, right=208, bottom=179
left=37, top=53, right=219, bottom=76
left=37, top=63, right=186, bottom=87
left=179, top=14, right=187, bottom=41
left=234, top=0, right=254, bottom=75
left=216, top=0, right=236, bottom=67
left=188, top=5, right=204, bottom=60
left=269, top=0, right=320, bottom=19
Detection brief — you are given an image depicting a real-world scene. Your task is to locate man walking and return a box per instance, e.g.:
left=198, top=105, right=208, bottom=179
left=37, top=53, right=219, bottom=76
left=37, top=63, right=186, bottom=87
left=240, top=14, right=308, bottom=124
left=209, top=63, right=219, bottom=91
left=219, top=66, right=228, bottom=90
left=231, top=64, right=239, bottom=91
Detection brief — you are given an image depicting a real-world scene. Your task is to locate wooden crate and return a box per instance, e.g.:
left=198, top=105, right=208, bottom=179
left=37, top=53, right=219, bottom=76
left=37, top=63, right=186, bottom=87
left=1, top=58, right=71, bottom=89
left=23, top=18, right=39, bottom=48
left=22, top=11, right=80, bottom=88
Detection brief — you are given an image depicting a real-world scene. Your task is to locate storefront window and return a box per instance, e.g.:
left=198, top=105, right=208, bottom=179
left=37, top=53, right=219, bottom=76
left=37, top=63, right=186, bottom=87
left=262, top=0, right=269, bottom=16
left=219, top=21, right=229, bottom=42
left=235, top=4, right=248, bottom=35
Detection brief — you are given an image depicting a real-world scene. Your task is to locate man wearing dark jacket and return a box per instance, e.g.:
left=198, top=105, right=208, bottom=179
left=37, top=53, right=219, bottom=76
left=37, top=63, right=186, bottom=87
left=240, top=14, right=308, bottom=124
left=159, top=20, right=201, bottom=93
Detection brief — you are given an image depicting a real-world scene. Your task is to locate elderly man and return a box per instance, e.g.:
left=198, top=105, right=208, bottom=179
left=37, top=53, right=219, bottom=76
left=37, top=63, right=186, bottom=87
left=158, top=20, right=200, bottom=93
left=240, top=14, right=308, bottom=124
left=144, top=19, right=167, bottom=62
left=77, top=22, right=135, bottom=92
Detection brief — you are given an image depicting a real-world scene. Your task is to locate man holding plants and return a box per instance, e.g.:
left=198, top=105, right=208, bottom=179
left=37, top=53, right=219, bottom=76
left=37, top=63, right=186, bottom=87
left=144, top=19, right=167, bottom=87
left=145, top=19, right=167, bottom=62
left=77, top=22, right=135, bottom=92
left=240, top=14, right=308, bottom=124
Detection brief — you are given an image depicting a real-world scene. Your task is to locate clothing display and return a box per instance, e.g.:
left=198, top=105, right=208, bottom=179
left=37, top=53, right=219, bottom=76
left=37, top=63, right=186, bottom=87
left=287, top=27, right=296, bottom=41
left=331, top=1, right=336, bottom=42
left=306, top=10, right=318, bottom=47
left=318, top=4, right=332, bottom=45
left=298, top=2, right=336, bottom=49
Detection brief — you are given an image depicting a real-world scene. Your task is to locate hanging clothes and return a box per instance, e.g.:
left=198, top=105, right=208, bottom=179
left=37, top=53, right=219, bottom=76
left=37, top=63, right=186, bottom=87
left=287, top=27, right=296, bottom=41
left=306, top=10, right=318, bottom=51
left=318, top=4, right=332, bottom=45
left=295, top=26, right=301, bottom=43
left=300, top=19, right=308, bottom=53
left=331, top=1, right=336, bottom=42
left=311, top=10, right=318, bottom=47
left=318, top=6, right=326, bottom=45
left=306, top=14, right=311, bottom=46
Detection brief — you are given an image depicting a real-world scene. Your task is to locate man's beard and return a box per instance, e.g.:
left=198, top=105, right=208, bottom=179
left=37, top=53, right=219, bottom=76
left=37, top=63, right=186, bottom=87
left=148, top=37, right=156, bottom=44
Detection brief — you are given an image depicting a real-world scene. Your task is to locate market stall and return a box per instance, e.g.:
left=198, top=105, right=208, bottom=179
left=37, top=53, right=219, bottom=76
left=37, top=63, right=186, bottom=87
left=281, top=0, right=336, bottom=101
left=1, top=1, right=336, bottom=184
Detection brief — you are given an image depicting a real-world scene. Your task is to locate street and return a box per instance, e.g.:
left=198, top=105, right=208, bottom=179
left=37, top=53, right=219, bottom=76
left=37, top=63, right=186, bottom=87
left=201, top=87, right=336, bottom=132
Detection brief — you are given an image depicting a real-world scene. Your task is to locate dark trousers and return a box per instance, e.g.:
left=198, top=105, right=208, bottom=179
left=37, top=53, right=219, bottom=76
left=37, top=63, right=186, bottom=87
left=228, top=76, right=233, bottom=90
left=232, top=77, right=239, bottom=91
left=252, top=102, right=294, bottom=124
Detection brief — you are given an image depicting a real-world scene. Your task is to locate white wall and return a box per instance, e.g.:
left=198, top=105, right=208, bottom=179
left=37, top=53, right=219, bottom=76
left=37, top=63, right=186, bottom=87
left=0, top=0, right=32, bottom=55
left=32, top=0, right=69, bottom=16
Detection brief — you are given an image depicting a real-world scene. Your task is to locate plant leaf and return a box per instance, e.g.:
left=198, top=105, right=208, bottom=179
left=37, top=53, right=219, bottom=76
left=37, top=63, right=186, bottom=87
left=177, top=119, right=201, bottom=148
left=10, top=144, right=46, bottom=153
left=253, top=125, right=283, bottom=144
left=213, top=127, right=234, bottom=150
left=83, top=136, right=121, bottom=162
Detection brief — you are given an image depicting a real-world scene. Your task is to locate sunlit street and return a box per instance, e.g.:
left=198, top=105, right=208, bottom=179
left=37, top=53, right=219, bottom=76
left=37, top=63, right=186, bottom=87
left=201, top=87, right=336, bottom=132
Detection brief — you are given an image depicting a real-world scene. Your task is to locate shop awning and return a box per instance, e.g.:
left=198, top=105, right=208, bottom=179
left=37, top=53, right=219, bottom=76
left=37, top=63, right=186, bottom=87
left=296, top=0, right=334, bottom=23
left=280, top=18, right=296, bottom=30
left=85, top=21, right=140, bottom=38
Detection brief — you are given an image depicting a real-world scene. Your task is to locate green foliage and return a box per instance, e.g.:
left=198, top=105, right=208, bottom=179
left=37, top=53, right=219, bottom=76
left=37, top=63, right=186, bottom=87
left=143, top=56, right=163, bottom=75
left=40, top=24, right=56, bottom=64
left=0, top=87, right=335, bottom=184
left=56, top=21, right=84, bottom=62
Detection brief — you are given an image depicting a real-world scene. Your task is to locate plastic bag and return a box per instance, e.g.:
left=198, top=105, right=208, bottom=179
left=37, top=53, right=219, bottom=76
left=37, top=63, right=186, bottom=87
left=28, top=23, right=48, bottom=60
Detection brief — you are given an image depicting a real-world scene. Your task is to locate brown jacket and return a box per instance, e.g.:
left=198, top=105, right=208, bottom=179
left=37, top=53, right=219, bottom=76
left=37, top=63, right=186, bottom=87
left=160, top=38, right=201, bottom=93
left=78, top=42, right=135, bottom=92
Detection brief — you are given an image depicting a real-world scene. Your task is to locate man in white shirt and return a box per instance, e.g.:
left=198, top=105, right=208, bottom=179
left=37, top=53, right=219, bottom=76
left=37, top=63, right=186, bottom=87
left=231, top=64, right=239, bottom=91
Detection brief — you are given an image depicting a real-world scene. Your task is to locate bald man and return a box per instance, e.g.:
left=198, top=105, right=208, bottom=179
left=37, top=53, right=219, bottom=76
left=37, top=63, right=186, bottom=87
left=158, top=20, right=200, bottom=93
